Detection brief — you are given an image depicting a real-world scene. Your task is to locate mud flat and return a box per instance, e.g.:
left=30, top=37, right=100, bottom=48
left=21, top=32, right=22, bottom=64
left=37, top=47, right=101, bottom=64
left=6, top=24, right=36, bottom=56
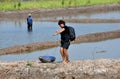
left=0, top=30, right=120, bottom=55
left=0, top=59, right=120, bottom=79
left=0, top=4, right=120, bottom=22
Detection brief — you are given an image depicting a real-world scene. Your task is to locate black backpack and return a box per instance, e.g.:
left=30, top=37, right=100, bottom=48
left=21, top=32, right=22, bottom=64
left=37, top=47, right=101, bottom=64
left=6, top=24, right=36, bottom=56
left=68, top=26, right=76, bottom=41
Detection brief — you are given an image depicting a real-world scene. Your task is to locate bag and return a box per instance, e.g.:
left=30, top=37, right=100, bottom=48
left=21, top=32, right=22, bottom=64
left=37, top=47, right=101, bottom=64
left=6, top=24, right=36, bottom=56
left=39, top=56, right=56, bottom=63
left=68, top=26, right=76, bottom=41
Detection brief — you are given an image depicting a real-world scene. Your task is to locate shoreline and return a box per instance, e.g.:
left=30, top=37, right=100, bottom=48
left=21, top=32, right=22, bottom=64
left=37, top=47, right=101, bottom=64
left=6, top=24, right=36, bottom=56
left=0, top=4, right=120, bottom=22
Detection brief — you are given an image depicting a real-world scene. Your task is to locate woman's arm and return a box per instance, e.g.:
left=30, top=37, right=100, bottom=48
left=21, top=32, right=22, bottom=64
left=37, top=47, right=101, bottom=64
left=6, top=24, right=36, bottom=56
left=52, top=28, right=65, bottom=36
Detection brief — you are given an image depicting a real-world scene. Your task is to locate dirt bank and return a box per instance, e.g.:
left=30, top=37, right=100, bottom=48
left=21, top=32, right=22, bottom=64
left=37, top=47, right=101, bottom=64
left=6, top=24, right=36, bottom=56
left=0, top=30, right=120, bottom=55
left=0, top=59, right=120, bottom=79
left=0, top=4, right=120, bottom=23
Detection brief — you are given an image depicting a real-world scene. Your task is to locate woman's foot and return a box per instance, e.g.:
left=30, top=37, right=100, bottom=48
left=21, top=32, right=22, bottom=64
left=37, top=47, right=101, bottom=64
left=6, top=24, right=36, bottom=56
left=61, top=60, right=68, bottom=64
left=65, top=59, right=70, bottom=63
left=62, top=60, right=70, bottom=64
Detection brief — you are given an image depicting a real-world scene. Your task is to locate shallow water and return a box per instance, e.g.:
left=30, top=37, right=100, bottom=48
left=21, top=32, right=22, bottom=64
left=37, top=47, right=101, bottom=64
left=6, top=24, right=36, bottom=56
left=0, top=11, right=120, bottom=49
left=0, top=11, right=120, bottom=61
left=0, top=21, right=120, bottom=49
left=0, top=38, right=120, bottom=62
left=71, top=11, right=120, bottom=19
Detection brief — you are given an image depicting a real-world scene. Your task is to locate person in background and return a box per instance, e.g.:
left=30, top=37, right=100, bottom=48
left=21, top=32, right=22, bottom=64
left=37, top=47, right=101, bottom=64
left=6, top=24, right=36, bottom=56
left=53, top=20, right=70, bottom=64
left=27, top=13, right=33, bottom=31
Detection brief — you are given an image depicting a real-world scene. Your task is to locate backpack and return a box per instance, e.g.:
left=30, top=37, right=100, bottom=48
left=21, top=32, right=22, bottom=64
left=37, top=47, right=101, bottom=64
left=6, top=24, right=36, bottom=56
left=68, top=26, right=76, bottom=41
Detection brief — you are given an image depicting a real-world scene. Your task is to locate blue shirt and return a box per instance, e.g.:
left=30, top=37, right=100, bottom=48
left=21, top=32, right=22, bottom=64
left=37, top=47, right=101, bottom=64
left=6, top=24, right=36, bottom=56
left=27, top=16, right=33, bottom=25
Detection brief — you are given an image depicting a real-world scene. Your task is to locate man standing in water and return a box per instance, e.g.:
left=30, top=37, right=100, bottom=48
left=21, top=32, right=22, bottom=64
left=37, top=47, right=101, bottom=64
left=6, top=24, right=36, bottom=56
left=53, top=20, right=70, bottom=64
left=27, top=13, right=33, bottom=31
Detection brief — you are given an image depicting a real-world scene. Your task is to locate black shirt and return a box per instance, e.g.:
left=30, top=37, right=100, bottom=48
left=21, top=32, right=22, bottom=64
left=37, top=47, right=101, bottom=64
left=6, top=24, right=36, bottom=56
left=60, top=26, right=70, bottom=41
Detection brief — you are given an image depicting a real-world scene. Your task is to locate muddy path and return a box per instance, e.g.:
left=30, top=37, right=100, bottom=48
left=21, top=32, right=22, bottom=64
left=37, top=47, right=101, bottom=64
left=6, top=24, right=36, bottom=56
left=0, top=30, right=120, bottom=55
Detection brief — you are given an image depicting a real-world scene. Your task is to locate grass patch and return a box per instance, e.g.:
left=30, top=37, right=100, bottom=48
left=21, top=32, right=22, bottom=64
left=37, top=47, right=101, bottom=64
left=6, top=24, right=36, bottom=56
left=0, top=0, right=120, bottom=11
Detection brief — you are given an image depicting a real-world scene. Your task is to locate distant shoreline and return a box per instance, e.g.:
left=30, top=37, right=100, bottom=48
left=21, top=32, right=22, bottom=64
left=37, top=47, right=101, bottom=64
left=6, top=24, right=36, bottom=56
left=0, top=4, right=120, bottom=22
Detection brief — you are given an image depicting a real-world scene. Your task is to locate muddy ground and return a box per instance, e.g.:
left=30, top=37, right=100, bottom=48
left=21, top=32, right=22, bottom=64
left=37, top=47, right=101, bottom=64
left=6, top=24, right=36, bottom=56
left=0, top=59, right=120, bottom=79
left=0, top=4, right=120, bottom=22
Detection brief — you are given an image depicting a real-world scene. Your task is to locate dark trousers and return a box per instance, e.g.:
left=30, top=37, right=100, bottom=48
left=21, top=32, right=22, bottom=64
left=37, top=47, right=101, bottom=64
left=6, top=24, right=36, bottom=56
left=27, top=23, right=32, bottom=31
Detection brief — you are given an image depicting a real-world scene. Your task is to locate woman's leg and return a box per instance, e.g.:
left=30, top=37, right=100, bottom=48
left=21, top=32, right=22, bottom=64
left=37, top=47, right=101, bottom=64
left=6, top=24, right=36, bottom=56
left=63, top=48, right=69, bottom=63
left=60, top=47, right=65, bottom=62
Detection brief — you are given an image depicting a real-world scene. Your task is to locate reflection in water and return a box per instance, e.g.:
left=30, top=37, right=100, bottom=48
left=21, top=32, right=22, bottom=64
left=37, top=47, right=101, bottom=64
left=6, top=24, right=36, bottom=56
left=27, top=29, right=32, bottom=32
left=14, top=19, right=23, bottom=27
left=18, top=20, right=22, bottom=27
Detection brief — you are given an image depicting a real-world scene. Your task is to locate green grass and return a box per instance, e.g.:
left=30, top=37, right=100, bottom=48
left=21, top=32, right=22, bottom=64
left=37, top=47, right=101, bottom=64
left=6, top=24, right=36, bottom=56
left=0, top=0, right=120, bottom=11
